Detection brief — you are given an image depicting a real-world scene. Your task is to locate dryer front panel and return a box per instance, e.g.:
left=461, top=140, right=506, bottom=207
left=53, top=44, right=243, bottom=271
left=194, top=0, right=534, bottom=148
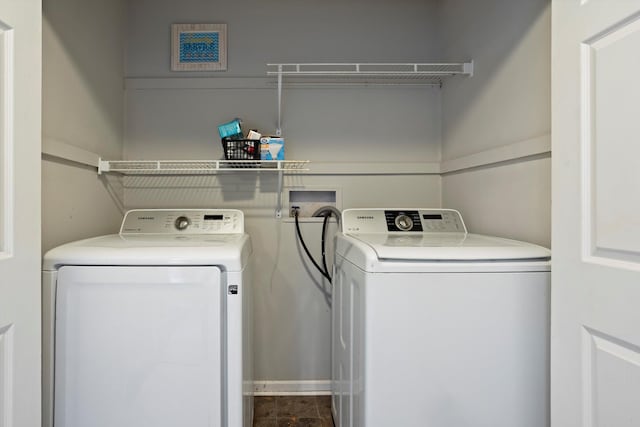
left=54, top=266, right=223, bottom=427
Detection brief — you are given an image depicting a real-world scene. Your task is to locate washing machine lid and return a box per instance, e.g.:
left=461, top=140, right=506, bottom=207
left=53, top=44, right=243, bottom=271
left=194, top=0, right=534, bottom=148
left=346, top=232, right=550, bottom=261
left=339, top=208, right=550, bottom=262
left=43, top=209, right=252, bottom=270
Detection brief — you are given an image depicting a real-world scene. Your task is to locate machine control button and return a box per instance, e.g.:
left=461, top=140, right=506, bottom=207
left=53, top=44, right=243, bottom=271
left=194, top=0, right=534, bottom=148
left=394, top=214, right=414, bottom=231
left=174, top=216, right=191, bottom=230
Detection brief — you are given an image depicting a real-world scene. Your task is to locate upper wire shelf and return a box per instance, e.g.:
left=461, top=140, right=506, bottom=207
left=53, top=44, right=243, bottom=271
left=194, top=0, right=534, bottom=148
left=98, top=159, right=309, bottom=175
left=267, top=62, right=474, bottom=85
left=266, top=61, right=473, bottom=136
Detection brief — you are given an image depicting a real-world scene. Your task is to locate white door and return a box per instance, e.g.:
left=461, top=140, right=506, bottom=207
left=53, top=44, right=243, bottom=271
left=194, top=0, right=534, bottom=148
left=552, top=1, right=640, bottom=426
left=0, top=1, right=41, bottom=426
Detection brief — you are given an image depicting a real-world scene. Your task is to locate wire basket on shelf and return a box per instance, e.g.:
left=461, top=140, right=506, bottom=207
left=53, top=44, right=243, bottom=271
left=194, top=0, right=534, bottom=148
left=221, top=138, right=261, bottom=161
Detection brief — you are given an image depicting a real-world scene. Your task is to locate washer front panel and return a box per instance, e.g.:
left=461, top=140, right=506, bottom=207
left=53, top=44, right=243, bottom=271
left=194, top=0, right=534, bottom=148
left=331, top=261, right=550, bottom=427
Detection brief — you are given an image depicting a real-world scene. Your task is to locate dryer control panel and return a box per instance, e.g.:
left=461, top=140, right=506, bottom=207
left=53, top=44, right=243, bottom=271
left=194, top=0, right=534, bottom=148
left=342, top=209, right=466, bottom=234
left=120, top=209, right=244, bottom=234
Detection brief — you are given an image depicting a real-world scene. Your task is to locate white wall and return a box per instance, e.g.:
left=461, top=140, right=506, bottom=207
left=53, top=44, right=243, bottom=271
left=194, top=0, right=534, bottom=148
left=125, top=85, right=442, bottom=163
left=124, top=0, right=444, bottom=163
left=41, top=0, right=126, bottom=253
left=124, top=0, right=443, bottom=390
left=126, top=0, right=443, bottom=78
left=439, top=0, right=551, bottom=247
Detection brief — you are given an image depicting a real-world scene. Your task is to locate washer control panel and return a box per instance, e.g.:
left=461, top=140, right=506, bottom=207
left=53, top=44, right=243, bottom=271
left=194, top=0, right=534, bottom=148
left=343, top=209, right=466, bottom=234
left=120, top=209, right=244, bottom=234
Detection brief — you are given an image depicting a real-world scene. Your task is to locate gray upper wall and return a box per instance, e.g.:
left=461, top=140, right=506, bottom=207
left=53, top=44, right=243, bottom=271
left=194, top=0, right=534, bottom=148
left=126, top=0, right=443, bottom=77
left=438, top=0, right=551, bottom=247
left=43, top=0, right=126, bottom=158
left=124, top=0, right=447, bottom=163
left=438, top=0, right=551, bottom=159
left=42, top=0, right=126, bottom=253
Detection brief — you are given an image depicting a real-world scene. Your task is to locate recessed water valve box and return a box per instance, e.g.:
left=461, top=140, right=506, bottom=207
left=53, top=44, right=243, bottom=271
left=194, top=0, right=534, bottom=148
left=289, top=190, right=338, bottom=218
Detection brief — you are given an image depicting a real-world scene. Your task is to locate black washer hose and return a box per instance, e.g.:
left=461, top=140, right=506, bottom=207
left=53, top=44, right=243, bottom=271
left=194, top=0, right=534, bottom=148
left=321, top=214, right=330, bottom=279
left=313, top=205, right=342, bottom=282
left=294, top=208, right=332, bottom=283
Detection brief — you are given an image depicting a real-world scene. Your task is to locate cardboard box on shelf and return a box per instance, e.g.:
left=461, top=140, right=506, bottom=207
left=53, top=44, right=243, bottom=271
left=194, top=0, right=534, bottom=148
left=260, top=137, right=285, bottom=160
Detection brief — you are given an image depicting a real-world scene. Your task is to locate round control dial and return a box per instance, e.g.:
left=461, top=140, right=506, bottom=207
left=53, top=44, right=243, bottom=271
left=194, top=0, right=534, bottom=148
left=394, top=214, right=414, bottom=231
left=174, top=216, right=191, bottom=231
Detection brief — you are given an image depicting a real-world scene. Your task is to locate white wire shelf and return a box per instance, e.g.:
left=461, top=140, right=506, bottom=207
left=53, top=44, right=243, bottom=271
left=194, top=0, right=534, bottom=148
left=98, top=159, right=310, bottom=175
left=267, top=62, right=473, bottom=83
left=267, top=62, right=473, bottom=136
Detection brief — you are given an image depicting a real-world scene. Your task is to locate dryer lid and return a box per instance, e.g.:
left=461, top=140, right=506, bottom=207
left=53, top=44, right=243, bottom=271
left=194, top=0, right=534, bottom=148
left=42, top=233, right=252, bottom=270
left=42, top=209, right=252, bottom=270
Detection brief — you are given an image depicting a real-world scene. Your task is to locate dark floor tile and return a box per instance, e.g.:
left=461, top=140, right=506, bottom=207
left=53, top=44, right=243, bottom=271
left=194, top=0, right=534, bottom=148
left=320, top=417, right=335, bottom=427
left=253, top=417, right=278, bottom=427
left=276, top=418, right=296, bottom=427
left=253, top=394, right=333, bottom=427
left=254, top=396, right=277, bottom=418
left=277, top=418, right=324, bottom=427
left=276, top=396, right=319, bottom=418
left=315, top=396, right=332, bottom=418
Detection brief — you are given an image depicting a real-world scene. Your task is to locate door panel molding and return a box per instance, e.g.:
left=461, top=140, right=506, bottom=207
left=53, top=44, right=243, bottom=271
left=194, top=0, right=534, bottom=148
left=0, top=323, right=14, bottom=427
left=582, top=327, right=640, bottom=427
left=581, top=14, right=640, bottom=270
left=0, top=21, right=13, bottom=259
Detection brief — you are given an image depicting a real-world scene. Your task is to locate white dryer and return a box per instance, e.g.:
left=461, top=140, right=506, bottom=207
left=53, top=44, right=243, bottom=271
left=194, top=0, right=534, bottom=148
left=332, top=208, right=551, bottom=427
left=42, top=209, right=253, bottom=427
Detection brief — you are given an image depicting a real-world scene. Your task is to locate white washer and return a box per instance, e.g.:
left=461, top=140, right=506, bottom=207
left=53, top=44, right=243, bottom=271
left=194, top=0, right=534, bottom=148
left=42, top=209, right=253, bottom=427
left=332, top=208, right=551, bottom=427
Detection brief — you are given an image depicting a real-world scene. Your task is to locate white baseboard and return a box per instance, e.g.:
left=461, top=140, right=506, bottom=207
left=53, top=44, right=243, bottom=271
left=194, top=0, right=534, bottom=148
left=253, top=380, right=331, bottom=396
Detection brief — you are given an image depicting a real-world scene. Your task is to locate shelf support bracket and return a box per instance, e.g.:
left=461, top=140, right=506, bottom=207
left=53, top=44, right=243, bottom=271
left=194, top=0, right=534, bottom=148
left=464, top=60, right=474, bottom=77
left=276, top=64, right=282, bottom=136
left=97, top=158, right=109, bottom=175
left=275, top=165, right=283, bottom=218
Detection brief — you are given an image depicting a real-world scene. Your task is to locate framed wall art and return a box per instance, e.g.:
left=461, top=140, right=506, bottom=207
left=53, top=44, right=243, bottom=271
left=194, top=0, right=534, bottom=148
left=171, top=23, right=227, bottom=71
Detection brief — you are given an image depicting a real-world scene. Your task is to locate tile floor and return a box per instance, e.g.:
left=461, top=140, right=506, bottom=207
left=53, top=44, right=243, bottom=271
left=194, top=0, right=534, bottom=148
left=253, top=395, right=334, bottom=427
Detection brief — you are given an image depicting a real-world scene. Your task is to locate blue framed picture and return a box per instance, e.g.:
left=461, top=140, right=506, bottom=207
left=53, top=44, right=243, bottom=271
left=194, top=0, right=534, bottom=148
left=171, top=23, right=227, bottom=71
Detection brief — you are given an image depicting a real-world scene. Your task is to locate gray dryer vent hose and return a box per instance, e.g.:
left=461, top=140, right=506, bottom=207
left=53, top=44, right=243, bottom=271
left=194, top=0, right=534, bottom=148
left=312, top=205, right=342, bottom=230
